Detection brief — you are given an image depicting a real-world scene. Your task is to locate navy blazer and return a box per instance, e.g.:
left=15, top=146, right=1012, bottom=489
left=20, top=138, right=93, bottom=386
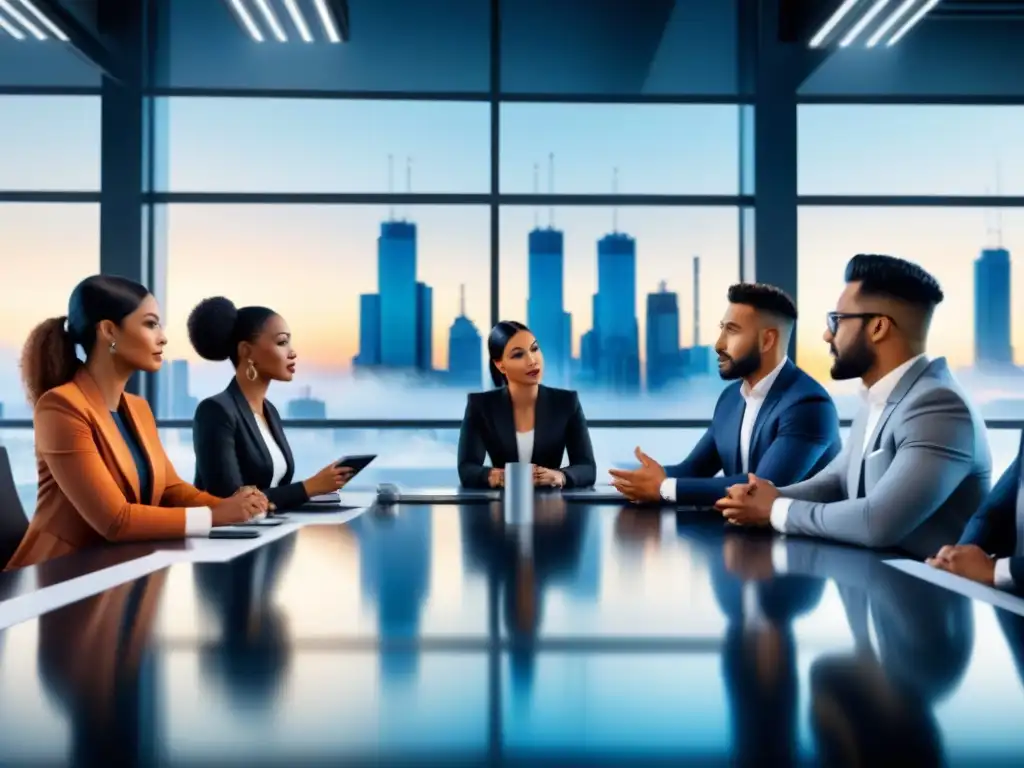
left=192, top=380, right=308, bottom=510
left=457, top=385, right=596, bottom=489
left=959, top=431, right=1024, bottom=586
left=665, top=360, right=841, bottom=506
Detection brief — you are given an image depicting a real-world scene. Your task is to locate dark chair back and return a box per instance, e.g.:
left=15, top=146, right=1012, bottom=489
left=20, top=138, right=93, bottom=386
left=0, top=447, right=29, bottom=569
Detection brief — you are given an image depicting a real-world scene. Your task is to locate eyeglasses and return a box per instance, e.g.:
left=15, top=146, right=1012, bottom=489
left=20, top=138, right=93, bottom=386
left=826, top=312, right=897, bottom=335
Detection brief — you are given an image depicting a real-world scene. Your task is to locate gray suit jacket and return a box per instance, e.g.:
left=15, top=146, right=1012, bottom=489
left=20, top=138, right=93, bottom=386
left=777, top=357, right=991, bottom=558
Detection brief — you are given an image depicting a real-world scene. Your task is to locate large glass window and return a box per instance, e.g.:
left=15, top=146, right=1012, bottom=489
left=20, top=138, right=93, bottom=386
left=163, top=98, right=491, bottom=193
left=155, top=0, right=491, bottom=93
left=500, top=104, right=741, bottom=195
left=500, top=0, right=740, bottom=96
left=797, top=206, right=1024, bottom=419
left=0, top=96, right=101, bottom=191
left=0, top=204, right=100, bottom=420
left=163, top=204, right=490, bottom=419
left=0, top=37, right=99, bottom=88
left=799, top=106, right=1024, bottom=196
left=499, top=205, right=738, bottom=418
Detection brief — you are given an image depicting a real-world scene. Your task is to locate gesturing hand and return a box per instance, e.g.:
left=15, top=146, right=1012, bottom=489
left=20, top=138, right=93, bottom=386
left=488, top=468, right=505, bottom=488
left=608, top=446, right=666, bottom=502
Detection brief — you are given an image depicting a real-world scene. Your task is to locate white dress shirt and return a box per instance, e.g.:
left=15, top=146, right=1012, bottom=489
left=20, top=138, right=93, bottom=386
left=516, top=430, right=535, bottom=464
left=254, top=410, right=289, bottom=487
left=770, top=354, right=928, bottom=533
left=995, top=558, right=1015, bottom=588
left=661, top=357, right=789, bottom=502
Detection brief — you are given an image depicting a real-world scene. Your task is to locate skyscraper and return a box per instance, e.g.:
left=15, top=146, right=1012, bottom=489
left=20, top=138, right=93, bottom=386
left=157, top=359, right=197, bottom=419
left=681, top=255, right=717, bottom=377
left=594, top=232, right=640, bottom=392
left=378, top=220, right=418, bottom=367
left=171, top=359, right=197, bottom=418
left=447, top=285, right=483, bottom=388
left=416, top=282, right=433, bottom=371
left=646, top=281, right=681, bottom=391
left=974, top=247, right=1013, bottom=368
left=355, top=293, right=382, bottom=366
left=355, top=219, right=436, bottom=375
left=527, top=227, right=569, bottom=385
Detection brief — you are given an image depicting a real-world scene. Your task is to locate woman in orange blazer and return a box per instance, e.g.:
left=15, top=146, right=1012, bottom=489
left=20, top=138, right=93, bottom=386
left=5, top=275, right=268, bottom=570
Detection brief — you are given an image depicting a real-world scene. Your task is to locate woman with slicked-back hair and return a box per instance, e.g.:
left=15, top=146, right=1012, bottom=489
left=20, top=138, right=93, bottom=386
left=5, top=276, right=268, bottom=570
left=187, top=297, right=352, bottom=510
left=456, top=320, right=596, bottom=489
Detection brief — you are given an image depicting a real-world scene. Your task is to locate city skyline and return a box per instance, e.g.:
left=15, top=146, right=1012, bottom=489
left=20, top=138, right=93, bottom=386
left=4, top=96, right=1024, bottom=410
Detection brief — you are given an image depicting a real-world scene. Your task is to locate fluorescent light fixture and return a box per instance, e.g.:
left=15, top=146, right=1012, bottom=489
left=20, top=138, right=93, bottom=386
left=865, top=0, right=917, bottom=47
left=226, top=0, right=264, bottom=42
left=313, top=0, right=341, bottom=43
left=252, top=0, right=287, bottom=41
left=282, top=0, right=313, bottom=42
left=839, top=0, right=890, bottom=46
left=886, top=0, right=941, bottom=46
left=809, top=0, right=861, bottom=48
left=16, top=0, right=68, bottom=40
left=0, top=0, right=44, bottom=39
left=0, top=9, right=25, bottom=39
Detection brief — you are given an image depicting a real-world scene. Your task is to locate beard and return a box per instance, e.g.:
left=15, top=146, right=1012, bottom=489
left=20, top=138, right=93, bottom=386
left=830, top=331, right=876, bottom=380
left=718, top=346, right=761, bottom=381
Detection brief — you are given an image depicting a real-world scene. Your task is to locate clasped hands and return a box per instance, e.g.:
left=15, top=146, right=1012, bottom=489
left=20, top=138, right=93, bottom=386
left=488, top=466, right=566, bottom=489
left=926, top=544, right=996, bottom=586
left=714, top=474, right=778, bottom=526
left=212, top=485, right=272, bottom=526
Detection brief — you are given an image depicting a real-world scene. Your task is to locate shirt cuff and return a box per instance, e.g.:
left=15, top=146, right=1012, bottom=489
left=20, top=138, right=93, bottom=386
left=994, top=558, right=1016, bottom=589
left=770, top=498, right=792, bottom=533
left=660, top=478, right=677, bottom=502
left=185, top=506, right=213, bottom=537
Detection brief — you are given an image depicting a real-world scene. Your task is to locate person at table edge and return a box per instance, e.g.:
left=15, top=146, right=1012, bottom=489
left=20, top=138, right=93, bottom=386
left=457, top=320, right=596, bottom=489
left=715, top=254, right=991, bottom=560
left=927, top=429, right=1024, bottom=591
left=6, top=276, right=267, bottom=571
left=187, top=296, right=353, bottom=509
left=610, top=282, right=841, bottom=507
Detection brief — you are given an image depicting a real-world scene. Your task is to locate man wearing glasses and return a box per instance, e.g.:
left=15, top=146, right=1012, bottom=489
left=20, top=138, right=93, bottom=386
left=716, top=253, right=991, bottom=559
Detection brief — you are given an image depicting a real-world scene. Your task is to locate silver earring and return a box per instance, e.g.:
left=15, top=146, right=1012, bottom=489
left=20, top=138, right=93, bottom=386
left=109, top=340, right=117, bottom=354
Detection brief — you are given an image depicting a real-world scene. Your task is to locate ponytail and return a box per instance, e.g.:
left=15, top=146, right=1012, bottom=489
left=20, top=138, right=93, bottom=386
left=488, top=359, right=507, bottom=388
left=21, top=316, right=80, bottom=405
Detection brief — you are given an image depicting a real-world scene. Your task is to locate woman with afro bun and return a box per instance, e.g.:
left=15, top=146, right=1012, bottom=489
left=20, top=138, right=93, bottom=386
left=188, top=297, right=352, bottom=510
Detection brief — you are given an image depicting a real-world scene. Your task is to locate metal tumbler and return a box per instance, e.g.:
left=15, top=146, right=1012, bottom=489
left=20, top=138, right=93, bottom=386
left=503, top=462, right=535, bottom=527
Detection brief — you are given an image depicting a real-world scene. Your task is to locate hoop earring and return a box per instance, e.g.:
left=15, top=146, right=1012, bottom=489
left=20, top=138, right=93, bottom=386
left=245, top=360, right=258, bottom=382
left=109, top=340, right=117, bottom=355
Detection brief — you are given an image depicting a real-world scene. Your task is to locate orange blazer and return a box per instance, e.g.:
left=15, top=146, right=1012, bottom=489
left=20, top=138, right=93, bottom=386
left=5, top=368, right=221, bottom=570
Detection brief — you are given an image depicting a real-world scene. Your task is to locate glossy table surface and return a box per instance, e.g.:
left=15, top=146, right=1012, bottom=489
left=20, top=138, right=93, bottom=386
left=2, top=501, right=1024, bottom=766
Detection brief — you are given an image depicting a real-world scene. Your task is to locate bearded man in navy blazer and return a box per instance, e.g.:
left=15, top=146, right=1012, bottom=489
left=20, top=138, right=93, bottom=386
left=610, top=283, right=841, bottom=507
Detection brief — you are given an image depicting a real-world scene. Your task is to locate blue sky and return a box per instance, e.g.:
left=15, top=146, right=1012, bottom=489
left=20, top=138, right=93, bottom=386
left=2, top=95, right=1023, bottom=404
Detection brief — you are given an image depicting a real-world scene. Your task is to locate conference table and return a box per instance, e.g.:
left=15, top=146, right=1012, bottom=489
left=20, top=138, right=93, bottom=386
left=1, top=488, right=1024, bottom=766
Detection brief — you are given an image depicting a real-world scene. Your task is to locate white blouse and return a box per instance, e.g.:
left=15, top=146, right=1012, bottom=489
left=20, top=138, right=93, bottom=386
left=253, top=411, right=288, bottom=487
left=515, top=429, right=535, bottom=464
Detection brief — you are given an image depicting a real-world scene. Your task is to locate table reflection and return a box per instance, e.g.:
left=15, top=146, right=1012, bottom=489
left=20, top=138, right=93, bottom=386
left=3, top=505, right=1024, bottom=764
left=37, top=571, right=167, bottom=767
left=192, top=535, right=296, bottom=711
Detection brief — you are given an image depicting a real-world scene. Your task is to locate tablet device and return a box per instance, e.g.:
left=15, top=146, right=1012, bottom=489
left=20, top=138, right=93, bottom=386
left=209, top=528, right=261, bottom=539
left=244, top=517, right=286, bottom=527
left=335, top=454, right=377, bottom=477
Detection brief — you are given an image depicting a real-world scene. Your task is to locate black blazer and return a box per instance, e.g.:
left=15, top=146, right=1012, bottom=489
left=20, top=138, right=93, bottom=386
left=192, top=380, right=309, bottom=510
left=457, top=385, right=596, bottom=488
